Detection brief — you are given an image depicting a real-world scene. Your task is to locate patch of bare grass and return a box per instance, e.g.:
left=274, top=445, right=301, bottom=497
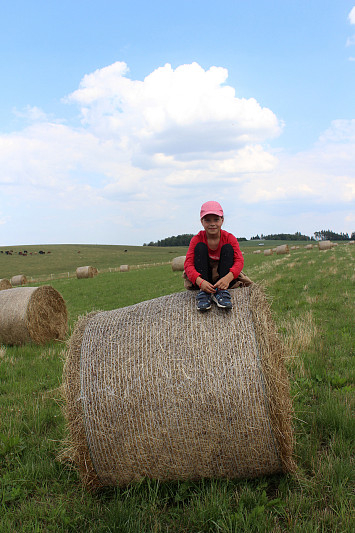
left=281, top=310, right=319, bottom=376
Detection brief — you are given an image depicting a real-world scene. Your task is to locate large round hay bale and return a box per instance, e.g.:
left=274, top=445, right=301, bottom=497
left=76, top=266, right=98, bottom=279
left=0, top=286, right=68, bottom=345
left=120, top=264, right=130, bottom=272
left=60, top=285, right=294, bottom=489
left=11, top=275, right=27, bottom=286
left=318, top=240, right=332, bottom=251
left=264, top=249, right=273, bottom=256
left=171, top=256, right=186, bottom=271
left=305, top=244, right=313, bottom=250
left=0, top=279, right=12, bottom=291
left=276, top=245, right=289, bottom=255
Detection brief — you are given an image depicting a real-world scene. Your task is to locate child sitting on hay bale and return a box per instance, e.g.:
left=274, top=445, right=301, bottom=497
left=184, top=201, right=252, bottom=311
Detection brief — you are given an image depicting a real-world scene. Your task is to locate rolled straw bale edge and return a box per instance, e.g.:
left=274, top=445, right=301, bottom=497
left=59, top=311, right=101, bottom=489
left=249, top=284, right=296, bottom=474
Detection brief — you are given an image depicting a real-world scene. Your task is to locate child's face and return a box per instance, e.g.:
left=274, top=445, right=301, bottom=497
left=201, top=214, right=224, bottom=236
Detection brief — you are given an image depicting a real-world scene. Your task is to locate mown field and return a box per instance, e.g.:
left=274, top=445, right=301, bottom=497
left=0, top=241, right=311, bottom=281
left=0, top=242, right=354, bottom=532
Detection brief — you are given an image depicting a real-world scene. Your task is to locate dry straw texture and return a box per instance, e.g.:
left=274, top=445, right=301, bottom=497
left=318, top=240, right=332, bottom=251
left=76, top=266, right=98, bottom=279
left=11, top=275, right=27, bottom=286
left=60, top=284, right=294, bottom=489
left=171, top=256, right=186, bottom=271
left=305, top=244, right=313, bottom=250
left=0, top=279, right=12, bottom=291
left=0, top=286, right=68, bottom=345
left=264, top=249, right=273, bottom=256
left=119, top=265, right=130, bottom=272
left=276, top=245, right=289, bottom=255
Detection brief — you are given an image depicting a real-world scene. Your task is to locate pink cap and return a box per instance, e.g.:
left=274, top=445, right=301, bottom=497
left=200, top=201, right=224, bottom=219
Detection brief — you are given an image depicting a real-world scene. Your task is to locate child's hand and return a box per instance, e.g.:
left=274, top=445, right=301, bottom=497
left=214, top=273, right=234, bottom=290
left=199, top=280, right=216, bottom=293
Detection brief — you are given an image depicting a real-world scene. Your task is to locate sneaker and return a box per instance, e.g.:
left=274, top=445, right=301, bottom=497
left=212, top=289, right=233, bottom=309
left=196, top=290, right=212, bottom=311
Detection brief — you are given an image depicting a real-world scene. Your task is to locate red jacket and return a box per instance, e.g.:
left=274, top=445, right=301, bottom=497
left=184, top=229, right=244, bottom=285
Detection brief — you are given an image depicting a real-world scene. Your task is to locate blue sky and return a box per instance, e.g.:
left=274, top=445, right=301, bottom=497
left=1, top=0, right=354, bottom=245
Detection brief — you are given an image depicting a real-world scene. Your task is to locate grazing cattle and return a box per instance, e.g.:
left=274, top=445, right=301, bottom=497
left=39, top=250, right=45, bottom=255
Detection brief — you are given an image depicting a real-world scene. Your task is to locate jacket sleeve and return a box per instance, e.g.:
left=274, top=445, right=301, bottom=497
left=184, top=235, right=201, bottom=285
left=228, top=234, right=244, bottom=279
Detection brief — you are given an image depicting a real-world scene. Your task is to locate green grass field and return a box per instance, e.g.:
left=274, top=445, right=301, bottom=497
left=1, top=242, right=354, bottom=532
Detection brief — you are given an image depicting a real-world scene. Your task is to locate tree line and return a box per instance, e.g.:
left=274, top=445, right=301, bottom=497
left=250, top=231, right=312, bottom=241
left=251, top=230, right=354, bottom=241
left=144, top=234, right=248, bottom=246
left=143, top=229, right=354, bottom=247
left=313, top=230, right=354, bottom=241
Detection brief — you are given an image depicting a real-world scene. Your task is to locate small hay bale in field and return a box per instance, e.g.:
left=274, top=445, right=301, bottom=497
left=0, top=286, right=68, bottom=345
left=76, top=266, right=98, bottom=279
left=264, top=249, right=273, bottom=256
left=11, top=274, right=27, bottom=286
left=171, top=256, right=186, bottom=271
left=305, top=244, right=313, bottom=250
left=60, top=285, right=295, bottom=489
left=318, top=241, right=332, bottom=251
left=290, top=246, right=296, bottom=250
left=0, top=279, right=12, bottom=290
left=276, top=245, right=289, bottom=255
left=253, top=250, right=261, bottom=254
left=120, top=264, right=130, bottom=272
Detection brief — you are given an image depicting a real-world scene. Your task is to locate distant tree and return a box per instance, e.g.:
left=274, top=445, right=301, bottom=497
left=314, top=230, right=350, bottom=241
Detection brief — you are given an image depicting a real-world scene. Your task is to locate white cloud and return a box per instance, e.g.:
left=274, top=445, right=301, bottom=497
left=0, top=61, right=354, bottom=244
left=237, top=120, right=355, bottom=205
left=13, top=105, right=49, bottom=122
left=68, top=61, right=282, bottom=165
left=349, top=6, right=355, bottom=24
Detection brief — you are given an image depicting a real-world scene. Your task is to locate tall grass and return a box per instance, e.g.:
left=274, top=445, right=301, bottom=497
left=1, top=243, right=354, bottom=532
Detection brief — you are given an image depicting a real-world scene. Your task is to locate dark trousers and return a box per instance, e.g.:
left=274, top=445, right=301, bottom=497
left=194, top=243, right=234, bottom=286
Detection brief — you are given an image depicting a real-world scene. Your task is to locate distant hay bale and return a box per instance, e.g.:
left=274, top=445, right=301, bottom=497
left=76, top=266, right=98, bottom=279
left=276, top=245, right=289, bottom=255
left=60, top=285, right=295, bottom=489
left=290, top=246, right=296, bottom=250
left=171, top=256, right=186, bottom=271
left=120, top=265, right=130, bottom=272
left=349, top=240, right=354, bottom=245
left=11, top=275, right=27, bottom=286
left=264, top=249, right=273, bottom=256
left=0, top=286, right=68, bottom=345
left=305, top=244, right=313, bottom=250
left=318, top=241, right=332, bottom=251
left=253, top=250, right=261, bottom=254
left=0, top=279, right=12, bottom=291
